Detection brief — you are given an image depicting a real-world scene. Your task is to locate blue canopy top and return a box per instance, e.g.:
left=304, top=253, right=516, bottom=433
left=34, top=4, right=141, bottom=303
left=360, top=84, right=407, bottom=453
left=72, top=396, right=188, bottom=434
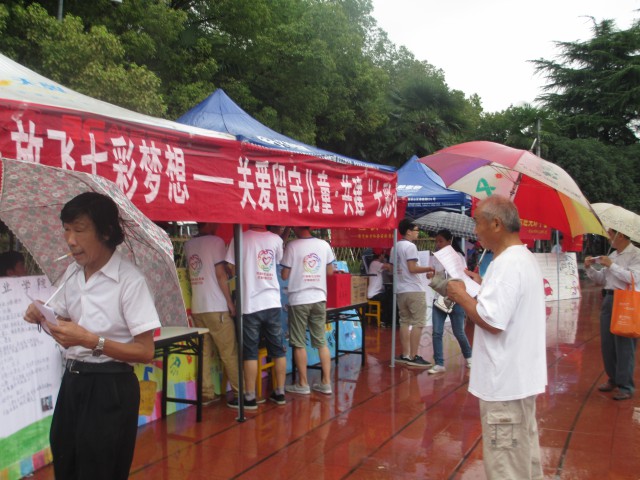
left=177, top=89, right=394, bottom=172
left=397, top=155, right=470, bottom=218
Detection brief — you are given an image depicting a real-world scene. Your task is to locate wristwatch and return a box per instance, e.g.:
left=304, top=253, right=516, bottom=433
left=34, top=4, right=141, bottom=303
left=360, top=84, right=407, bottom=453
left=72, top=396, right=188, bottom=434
left=92, top=336, right=105, bottom=357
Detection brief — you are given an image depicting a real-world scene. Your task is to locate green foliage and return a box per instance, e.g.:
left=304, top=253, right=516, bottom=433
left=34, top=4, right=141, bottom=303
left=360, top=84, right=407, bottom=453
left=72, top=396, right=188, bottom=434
left=544, top=136, right=640, bottom=211
left=2, top=0, right=638, bottom=214
left=2, top=3, right=166, bottom=116
left=532, top=18, right=640, bottom=145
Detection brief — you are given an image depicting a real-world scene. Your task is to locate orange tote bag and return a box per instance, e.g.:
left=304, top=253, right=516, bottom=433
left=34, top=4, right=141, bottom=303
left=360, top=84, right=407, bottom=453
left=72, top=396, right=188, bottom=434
left=611, top=278, right=640, bottom=338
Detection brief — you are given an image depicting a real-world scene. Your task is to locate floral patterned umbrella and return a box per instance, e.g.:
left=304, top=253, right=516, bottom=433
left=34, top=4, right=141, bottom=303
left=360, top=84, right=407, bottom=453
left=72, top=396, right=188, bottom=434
left=592, top=203, right=640, bottom=243
left=0, top=158, right=187, bottom=327
left=418, top=141, right=606, bottom=238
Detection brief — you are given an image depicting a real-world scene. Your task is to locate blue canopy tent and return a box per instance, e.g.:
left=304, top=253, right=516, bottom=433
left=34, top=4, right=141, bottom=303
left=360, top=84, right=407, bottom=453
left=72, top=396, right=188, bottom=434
left=397, top=155, right=471, bottom=219
left=177, top=89, right=394, bottom=172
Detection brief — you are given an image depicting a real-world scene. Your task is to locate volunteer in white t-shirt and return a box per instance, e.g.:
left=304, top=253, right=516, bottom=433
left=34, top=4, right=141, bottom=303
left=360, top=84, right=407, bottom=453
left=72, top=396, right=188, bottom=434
left=390, top=219, right=435, bottom=367
left=226, top=226, right=287, bottom=408
left=447, top=195, right=547, bottom=480
left=281, top=227, right=335, bottom=396
left=367, top=250, right=393, bottom=327
left=185, top=223, right=239, bottom=406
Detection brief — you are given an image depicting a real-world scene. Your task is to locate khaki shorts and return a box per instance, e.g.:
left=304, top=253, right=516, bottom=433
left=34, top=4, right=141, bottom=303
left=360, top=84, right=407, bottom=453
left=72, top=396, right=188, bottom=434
left=397, top=292, right=427, bottom=327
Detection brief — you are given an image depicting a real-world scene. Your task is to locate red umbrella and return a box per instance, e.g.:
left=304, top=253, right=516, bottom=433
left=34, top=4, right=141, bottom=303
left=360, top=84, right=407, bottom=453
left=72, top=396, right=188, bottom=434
left=418, top=141, right=605, bottom=237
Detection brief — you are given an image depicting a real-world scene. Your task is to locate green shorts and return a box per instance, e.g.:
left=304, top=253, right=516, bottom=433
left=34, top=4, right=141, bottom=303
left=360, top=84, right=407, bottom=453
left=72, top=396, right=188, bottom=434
left=288, top=301, right=327, bottom=348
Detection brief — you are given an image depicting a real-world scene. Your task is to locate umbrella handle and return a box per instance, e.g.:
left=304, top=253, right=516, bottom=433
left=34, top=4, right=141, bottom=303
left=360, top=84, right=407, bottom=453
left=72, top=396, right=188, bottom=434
left=44, top=267, right=79, bottom=307
left=474, top=249, right=487, bottom=274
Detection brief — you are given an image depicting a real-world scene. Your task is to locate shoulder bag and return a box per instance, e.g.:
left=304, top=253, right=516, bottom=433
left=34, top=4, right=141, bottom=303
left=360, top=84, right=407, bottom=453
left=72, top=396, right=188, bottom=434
left=610, top=278, right=640, bottom=338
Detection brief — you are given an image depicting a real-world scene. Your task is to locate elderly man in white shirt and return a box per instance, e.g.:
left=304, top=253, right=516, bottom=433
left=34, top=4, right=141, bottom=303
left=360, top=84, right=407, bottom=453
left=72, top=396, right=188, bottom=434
left=448, top=195, right=547, bottom=480
left=585, top=228, right=640, bottom=401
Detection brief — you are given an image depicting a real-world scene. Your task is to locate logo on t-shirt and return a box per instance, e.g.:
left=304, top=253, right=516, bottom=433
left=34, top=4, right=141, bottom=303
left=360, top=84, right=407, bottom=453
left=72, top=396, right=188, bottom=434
left=257, top=249, right=275, bottom=272
left=188, top=254, right=203, bottom=276
left=303, top=253, right=321, bottom=274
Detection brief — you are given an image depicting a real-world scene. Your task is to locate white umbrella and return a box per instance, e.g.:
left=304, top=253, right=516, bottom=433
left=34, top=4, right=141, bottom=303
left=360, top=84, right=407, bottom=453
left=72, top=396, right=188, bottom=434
left=592, top=203, right=640, bottom=243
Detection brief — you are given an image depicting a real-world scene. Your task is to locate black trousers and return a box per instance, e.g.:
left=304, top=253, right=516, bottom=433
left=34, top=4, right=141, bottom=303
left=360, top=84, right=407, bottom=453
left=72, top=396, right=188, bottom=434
left=370, top=287, right=393, bottom=325
left=51, top=368, right=140, bottom=480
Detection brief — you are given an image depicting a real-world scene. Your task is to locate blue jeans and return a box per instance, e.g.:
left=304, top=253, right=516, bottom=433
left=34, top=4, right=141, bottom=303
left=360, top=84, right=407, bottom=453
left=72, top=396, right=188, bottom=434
left=243, top=307, right=287, bottom=360
left=431, top=302, right=472, bottom=366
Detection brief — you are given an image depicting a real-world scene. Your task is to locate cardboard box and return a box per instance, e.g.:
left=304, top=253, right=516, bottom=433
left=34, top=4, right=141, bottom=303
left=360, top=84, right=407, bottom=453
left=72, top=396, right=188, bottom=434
left=326, top=273, right=352, bottom=308
left=351, top=275, right=369, bottom=305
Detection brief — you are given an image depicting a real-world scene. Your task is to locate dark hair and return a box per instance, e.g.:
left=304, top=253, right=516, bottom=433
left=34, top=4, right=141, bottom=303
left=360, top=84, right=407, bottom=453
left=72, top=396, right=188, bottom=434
left=60, top=192, right=125, bottom=250
left=398, top=218, right=416, bottom=235
left=435, top=229, right=464, bottom=254
left=0, top=251, right=25, bottom=276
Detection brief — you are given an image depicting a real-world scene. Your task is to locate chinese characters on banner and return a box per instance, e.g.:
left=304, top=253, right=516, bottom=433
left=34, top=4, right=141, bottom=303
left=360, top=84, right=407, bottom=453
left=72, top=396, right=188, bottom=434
left=519, top=218, right=551, bottom=240
left=0, top=100, right=397, bottom=228
left=331, top=228, right=396, bottom=248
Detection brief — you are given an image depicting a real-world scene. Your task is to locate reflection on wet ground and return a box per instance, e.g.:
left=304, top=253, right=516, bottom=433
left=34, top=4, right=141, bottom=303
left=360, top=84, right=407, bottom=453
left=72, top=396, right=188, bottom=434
left=31, top=280, right=639, bottom=479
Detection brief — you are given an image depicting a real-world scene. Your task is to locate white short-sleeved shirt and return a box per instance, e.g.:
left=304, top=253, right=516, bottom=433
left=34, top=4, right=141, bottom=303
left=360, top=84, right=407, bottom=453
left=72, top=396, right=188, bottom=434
left=51, top=251, right=161, bottom=363
left=367, top=259, right=385, bottom=298
left=281, top=237, right=336, bottom=306
left=391, top=240, right=426, bottom=293
left=226, top=229, right=283, bottom=314
left=184, top=235, right=228, bottom=314
left=470, top=245, right=547, bottom=401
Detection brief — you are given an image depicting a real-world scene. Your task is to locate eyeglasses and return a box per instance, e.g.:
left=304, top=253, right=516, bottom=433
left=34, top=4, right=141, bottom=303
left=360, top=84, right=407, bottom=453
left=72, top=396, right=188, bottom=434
left=412, top=228, right=420, bottom=232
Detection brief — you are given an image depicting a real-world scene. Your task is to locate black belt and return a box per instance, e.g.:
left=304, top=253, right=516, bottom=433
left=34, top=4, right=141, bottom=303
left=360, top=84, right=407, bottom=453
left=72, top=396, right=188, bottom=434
left=65, top=359, right=133, bottom=374
left=602, top=289, right=614, bottom=296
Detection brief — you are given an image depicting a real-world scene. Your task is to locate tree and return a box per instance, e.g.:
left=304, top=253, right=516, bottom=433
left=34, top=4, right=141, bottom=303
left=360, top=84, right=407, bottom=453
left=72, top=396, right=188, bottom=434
left=532, top=18, right=640, bottom=145
left=1, top=2, right=167, bottom=116
left=544, top=136, right=640, bottom=210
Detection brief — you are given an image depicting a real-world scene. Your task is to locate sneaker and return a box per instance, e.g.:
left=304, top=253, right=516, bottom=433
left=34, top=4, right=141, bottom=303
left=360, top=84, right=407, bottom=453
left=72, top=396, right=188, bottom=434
left=428, top=365, right=446, bottom=374
left=312, top=382, right=332, bottom=395
left=243, top=398, right=258, bottom=410
left=466, top=358, right=472, bottom=369
left=285, top=383, right=311, bottom=395
left=226, top=397, right=258, bottom=410
left=269, top=391, right=286, bottom=405
left=395, top=355, right=412, bottom=364
left=406, top=355, right=432, bottom=367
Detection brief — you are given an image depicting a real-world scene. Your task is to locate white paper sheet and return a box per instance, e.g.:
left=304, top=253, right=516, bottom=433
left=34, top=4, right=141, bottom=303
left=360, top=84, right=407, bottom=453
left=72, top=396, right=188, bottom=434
left=433, top=245, right=481, bottom=297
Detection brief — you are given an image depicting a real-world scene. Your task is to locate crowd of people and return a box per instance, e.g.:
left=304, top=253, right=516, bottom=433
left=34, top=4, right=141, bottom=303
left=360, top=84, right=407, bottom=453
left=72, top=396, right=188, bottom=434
left=185, top=223, right=337, bottom=409
left=16, top=191, right=638, bottom=480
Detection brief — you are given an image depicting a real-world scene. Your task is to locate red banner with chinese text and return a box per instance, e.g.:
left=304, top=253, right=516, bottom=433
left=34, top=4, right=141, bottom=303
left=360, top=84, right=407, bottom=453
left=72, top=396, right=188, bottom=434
left=519, top=219, right=551, bottom=240
left=0, top=100, right=397, bottom=228
left=330, top=197, right=407, bottom=247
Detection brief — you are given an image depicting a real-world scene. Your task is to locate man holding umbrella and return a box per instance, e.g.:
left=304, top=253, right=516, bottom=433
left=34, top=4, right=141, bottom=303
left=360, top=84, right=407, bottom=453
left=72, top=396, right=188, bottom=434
left=23, top=192, right=161, bottom=480
left=585, top=227, right=640, bottom=401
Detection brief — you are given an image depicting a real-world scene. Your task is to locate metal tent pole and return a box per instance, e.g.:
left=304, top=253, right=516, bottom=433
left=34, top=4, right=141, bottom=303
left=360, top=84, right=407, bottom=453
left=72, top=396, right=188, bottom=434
left=233, top=224, right=245, bottom=422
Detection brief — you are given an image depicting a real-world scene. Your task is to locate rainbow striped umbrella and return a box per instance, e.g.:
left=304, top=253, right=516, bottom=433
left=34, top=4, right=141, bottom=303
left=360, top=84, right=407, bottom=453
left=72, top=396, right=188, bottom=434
left=418, top=141, right=605, bottom=238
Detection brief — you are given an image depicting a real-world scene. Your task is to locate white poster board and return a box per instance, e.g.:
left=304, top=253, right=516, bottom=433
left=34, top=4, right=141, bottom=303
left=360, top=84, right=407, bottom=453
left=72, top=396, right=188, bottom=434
left=417, top=251, right=434, bottom=326
left=0, top=275, right=62, bottom=438
left=545, top=298, right=581, bottom=346
left=535, top=253, right=581, bottom=301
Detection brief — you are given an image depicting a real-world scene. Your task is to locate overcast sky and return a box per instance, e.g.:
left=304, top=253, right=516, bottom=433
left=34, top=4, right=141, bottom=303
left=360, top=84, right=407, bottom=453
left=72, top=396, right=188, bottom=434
left=371, top=0, right=639, bottom=112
